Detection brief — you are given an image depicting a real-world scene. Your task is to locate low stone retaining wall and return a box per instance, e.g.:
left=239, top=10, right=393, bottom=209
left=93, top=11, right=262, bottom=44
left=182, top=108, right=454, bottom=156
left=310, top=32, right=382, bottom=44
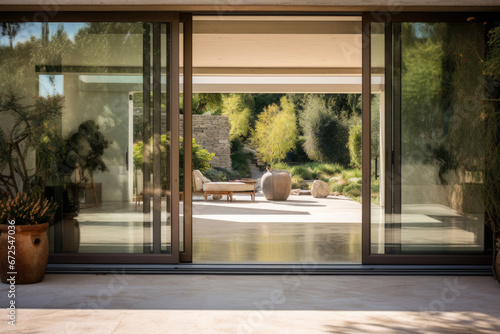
left=180, top=114, right=231, bottom=170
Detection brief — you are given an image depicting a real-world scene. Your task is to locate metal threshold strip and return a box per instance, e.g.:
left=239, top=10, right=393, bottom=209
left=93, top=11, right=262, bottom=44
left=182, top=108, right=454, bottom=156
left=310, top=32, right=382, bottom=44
left=47, top=264, right=493, bottom=276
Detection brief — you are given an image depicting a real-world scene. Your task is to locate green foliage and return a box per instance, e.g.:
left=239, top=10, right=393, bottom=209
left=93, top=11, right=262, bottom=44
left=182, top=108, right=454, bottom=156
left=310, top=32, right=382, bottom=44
left=343, top=182, right=362, bottom=199
left=275, top=161, right=359, bottom=197
left=133, top=136, right=214, bottom=191
left=230, top=138, right=251, bottom=178
left=273, top=162, right=344, bottom=179
left=65, top=120, right=111, bottom=182
left=193, top=93, right=223, bottom=115
left=486, top=25, right=500, bottom=81
left=326, top=167, right=362, bottom=202
left=0, top=91, right=64, bottom=198
left=204, top=167, right=239, bottom=182
left=313, top=163, right=343, bottom=175
left=251, top=96, right=298, bottom=164
left=188, top=137, right=214, bottom=174
left=291, top=175, right=308, bottom=190
left=204, top=168, right=228, bottom=182
left=0, top=193, right=57, bottom=225
left=132, top=140, right=144, bottom=170
left=285, top=136, right=310, bottom=163
left=163, top=136, right=214, bottom=191
left=324, top=94, right=362, bottom=119
left=349, top=123, right=362, bottom=167
left=291, top=166, right=315, bottom=180
left=341, top=168, right=362, bottom=179
left=252, top=94, right=284, bottom=116
left=300, top=95, right=350, bottom=165
left=222, top=93, right=254, bottom=140
left=484, top=24, right=500, bottom=237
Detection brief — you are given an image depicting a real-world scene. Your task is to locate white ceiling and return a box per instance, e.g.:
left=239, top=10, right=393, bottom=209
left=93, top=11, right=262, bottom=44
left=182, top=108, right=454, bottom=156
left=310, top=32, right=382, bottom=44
left=189, top=16, right=375, bottom=93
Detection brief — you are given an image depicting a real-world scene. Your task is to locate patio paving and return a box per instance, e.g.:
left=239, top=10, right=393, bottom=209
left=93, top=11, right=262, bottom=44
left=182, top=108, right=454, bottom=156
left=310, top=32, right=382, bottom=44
left=71, top=191, right=482, bottom=264
left=1, top=274, right=499, bottom=333
left=192, top=192, right=362, bottom=263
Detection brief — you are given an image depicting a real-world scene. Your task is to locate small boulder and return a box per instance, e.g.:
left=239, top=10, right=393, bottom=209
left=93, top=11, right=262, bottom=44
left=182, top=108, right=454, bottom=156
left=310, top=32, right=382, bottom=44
left=311, top=180, right=330, bottom=198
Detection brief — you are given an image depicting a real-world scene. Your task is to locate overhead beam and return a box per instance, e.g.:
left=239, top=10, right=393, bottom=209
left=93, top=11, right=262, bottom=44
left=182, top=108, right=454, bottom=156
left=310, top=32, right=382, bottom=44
left=193, top=21, right=361, bottom=34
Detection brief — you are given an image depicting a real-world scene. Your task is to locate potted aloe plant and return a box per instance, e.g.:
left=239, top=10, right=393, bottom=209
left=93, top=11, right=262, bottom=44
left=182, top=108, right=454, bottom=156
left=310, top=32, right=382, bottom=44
left=0, top=194, right=57, bottom=284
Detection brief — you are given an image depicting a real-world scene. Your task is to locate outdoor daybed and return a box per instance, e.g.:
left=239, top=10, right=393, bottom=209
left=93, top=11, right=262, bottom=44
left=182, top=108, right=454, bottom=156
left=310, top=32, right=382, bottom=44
left=192, top=170, right=256, bottom=202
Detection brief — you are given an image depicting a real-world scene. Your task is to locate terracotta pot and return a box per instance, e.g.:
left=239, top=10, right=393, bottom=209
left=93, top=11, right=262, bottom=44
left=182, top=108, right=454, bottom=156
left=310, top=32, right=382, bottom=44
left=0, top=223, right=49, bottom=284
left=261, top=170, right=292, bottom=201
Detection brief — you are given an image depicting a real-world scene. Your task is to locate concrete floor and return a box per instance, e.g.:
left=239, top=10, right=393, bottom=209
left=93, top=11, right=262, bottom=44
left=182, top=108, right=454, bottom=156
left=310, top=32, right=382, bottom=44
left=67, top=192, right=482, bottom=263
left=1, top=274, right=499, bottom=333
left=192, top=193, right=362, bottom=263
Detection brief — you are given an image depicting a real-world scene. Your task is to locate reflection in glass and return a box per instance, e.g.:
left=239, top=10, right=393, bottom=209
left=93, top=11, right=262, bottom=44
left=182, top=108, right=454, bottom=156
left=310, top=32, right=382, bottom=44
left=400, top=22, right=485, bottom=253
left=370, top=21, right=488, bottom=255
left=0, top=22, right=172, bottom=254
left=370, top=22, right=386, bottom=254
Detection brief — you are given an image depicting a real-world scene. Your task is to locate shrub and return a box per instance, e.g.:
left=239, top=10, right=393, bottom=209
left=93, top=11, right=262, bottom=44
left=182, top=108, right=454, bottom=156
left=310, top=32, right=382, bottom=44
left=341, top=168, right=362, bottom=180
left=230, top=138, right=251, bottom=178
left=291, top=165, right=315, bottom=180
left=207, top=167, right=240, bottom=181
left=272, top=162, right=292, bottom=172
left=291, top=175, right=303, bottom=189
left=251, top=96, right=298, bottom=164
left=300, top=95, right=350, bottom=165
left=204, top=168, right=226, bottom=182
left=285, top=136, right=310, bottom=163
left=312, top=163, right=343, bottom=176
left=133, top=136, right=214, bottom=191
left=343, top=182, right=362, bottom=198
left=330, top=178, right=349, bottom=193
left=349, top=123, right=362, bottom=167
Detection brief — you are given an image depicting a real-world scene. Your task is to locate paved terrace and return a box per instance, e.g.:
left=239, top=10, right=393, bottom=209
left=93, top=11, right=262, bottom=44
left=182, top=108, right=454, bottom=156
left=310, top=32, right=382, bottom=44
left=75, top=191, right=481, bottom=263
left=1, top=274, right=499, bottom=333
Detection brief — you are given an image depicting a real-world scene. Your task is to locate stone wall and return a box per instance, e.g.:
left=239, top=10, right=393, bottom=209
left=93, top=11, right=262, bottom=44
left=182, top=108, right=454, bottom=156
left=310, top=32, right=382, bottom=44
left=179, top=114, right=232, bottom=170
left=139, top=110, right=232, bottom=170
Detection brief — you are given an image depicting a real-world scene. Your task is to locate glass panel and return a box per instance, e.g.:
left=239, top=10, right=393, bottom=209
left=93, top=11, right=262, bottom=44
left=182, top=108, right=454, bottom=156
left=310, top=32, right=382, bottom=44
left=399, top=22, right=485, bottom=253
left=370, top=22, right=386, bottom=254
left=0, top=22, right=172, bottom=255
left=191, top=16, right=363, bottom=263
left=160, top=23, right=171, bottom=254
left=179, top=22, right=185, bottom=253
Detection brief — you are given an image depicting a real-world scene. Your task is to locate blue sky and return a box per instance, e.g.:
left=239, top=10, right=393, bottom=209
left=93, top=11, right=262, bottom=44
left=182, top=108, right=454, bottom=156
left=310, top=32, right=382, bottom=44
left=0, top=22, right=87, bottom=46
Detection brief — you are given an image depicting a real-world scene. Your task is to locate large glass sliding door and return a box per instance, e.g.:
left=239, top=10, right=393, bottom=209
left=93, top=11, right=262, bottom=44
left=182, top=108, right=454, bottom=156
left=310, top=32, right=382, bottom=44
left=188, top=15, right=363, bottom=264
left=0, top=16, right=180, bottom=263
left=366, top=15, right=495, bottom=264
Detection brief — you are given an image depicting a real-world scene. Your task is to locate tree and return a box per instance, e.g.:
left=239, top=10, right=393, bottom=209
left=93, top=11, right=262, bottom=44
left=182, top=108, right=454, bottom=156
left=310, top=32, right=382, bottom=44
left=0, top=23, right=21, bottom=49
left=300, top=95, right=350, bottom=165
left=250, top=96, right=297, bottom=164
left=192, top=93, right=223, bottom=115
left=222, top=93, right=254, bottom=141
